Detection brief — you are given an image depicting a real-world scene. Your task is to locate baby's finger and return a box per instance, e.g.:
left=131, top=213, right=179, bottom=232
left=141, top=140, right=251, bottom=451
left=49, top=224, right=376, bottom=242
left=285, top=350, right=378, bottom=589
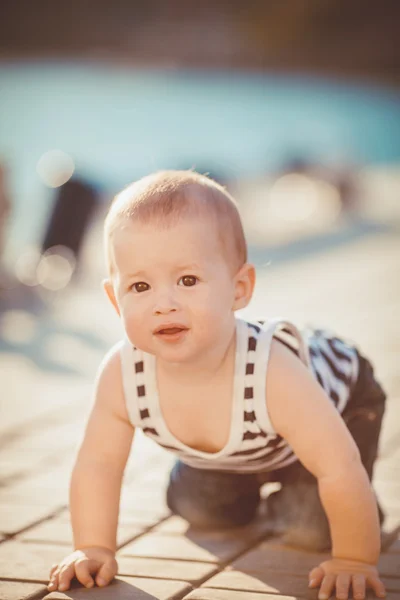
left=47, top=571, right=59, bottom=592
left=352, top=574, right=366, bottom=600
left=318, top=573, right=336, bottom=600
left=367, top=574, right=386, bottom=598
left=309, top=566, right=325, bottom=588
left=335, top=573, right=351, bottom=600
left=75, top=559, right=95, bottom=588
left=49, top=563, right=58, bottom=578
left=57, top=563, right=76, bottom=592
left=95, top=557, right=118, bottom=587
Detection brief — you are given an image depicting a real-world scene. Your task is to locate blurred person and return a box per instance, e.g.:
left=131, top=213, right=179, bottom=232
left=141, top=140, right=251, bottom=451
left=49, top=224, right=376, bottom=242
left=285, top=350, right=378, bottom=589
left=333, top=166, right=360, bottom=216
left=0, top=163, right=12, bottom=292
left=48, top=170, right=388, bottom=599
left=42, top=177, right=98, bottom=267
left=0, top=163, right=11, bottom=262
left=278, top=155, right=360, bottom=217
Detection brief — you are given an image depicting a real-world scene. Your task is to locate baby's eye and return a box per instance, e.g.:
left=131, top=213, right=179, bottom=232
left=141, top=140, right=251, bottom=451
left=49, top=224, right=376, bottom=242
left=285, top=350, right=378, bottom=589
left=178, top=275, right=198, bottom=287
left=131, top=282, right=150, bottom=293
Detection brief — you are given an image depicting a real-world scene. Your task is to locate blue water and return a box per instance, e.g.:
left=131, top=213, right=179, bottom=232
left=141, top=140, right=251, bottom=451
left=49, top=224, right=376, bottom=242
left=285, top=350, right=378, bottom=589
left=1, top=61, right=400, bottom=256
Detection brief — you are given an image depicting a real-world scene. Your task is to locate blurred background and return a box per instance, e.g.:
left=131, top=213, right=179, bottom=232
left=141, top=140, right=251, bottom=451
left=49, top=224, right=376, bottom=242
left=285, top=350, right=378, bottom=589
left=0, top=0, right=399, bottom=511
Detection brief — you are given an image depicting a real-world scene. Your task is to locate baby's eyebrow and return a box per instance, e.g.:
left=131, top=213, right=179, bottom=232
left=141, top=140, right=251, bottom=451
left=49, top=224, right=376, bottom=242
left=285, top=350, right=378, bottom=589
left=121, top=264, right=203, bottom=280
left=176, top=263, right=202, bottom=271
left=122, top=270, right=147, bottom=280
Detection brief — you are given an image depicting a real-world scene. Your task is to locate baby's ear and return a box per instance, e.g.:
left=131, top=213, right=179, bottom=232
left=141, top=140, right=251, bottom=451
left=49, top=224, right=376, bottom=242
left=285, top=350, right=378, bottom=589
left=103, top=279, right=120, bottom=316
left=233, top=263, right=256, bottom=311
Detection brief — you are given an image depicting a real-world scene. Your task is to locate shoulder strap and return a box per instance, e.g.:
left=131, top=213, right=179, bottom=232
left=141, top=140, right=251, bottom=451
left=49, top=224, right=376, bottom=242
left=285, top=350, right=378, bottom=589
left=119, top=339, right=141, bottom=426
left=252, top=318, right=310, bottom=434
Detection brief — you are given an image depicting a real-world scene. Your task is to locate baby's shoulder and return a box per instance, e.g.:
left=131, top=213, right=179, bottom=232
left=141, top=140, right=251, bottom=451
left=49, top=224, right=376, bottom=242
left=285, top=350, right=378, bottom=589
left=97, top=340, right=125, bottom=381
left=93, top=340, right=128, bottom=419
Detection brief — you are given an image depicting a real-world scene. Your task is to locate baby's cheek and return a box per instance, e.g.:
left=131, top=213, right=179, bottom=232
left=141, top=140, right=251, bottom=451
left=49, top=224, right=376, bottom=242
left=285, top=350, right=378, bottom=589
left=206, top=292, right=230, bottom=316
left=122, top=308, right=145, bottom=339
left=124, top=324, right=150, bottom=353
left=196, top=300, right=227, bottom=331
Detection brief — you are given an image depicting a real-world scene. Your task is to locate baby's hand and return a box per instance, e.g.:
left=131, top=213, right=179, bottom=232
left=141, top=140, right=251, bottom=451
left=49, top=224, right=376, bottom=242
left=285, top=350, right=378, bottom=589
left=309, top=558, right=386, bottom=600
left=47, top=546, right=118, bottom=592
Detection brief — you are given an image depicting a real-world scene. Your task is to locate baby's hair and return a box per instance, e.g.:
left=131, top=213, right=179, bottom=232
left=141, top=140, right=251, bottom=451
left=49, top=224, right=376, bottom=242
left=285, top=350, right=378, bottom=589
left=104, top=170, right=247, bottom=275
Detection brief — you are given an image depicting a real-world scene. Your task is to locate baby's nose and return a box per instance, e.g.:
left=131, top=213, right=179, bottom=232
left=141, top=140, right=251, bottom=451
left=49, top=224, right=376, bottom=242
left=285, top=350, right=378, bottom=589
left=154, top=304, right=177, bottom=315
left=153, top=291, right=179, bottom=315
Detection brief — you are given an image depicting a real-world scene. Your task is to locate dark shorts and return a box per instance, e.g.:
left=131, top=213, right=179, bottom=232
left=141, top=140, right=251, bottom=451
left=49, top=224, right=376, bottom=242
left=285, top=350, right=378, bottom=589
left=166, top=352, right=387, bottom=550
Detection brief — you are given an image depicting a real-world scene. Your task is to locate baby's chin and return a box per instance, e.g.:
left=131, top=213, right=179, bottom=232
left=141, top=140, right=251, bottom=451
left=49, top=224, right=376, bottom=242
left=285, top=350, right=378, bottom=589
left=152, top=344, right=196, bottom=365
left=153, top=341, right=207, bottom=366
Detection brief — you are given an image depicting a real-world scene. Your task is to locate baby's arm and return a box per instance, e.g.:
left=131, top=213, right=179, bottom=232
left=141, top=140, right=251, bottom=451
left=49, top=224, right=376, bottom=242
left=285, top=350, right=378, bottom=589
left=48, top=347, right=134, bottom=592
left=266, top=340, right=385, bottom=600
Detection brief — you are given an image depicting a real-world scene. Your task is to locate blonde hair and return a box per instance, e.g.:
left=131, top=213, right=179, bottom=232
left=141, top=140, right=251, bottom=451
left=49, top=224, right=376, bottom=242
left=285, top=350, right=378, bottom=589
left=104, top=170, right=247, bottom=275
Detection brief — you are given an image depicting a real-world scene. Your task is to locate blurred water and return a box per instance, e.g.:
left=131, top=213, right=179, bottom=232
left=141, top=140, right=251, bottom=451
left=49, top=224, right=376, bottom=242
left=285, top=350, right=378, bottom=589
left=1, top=61, right=400, bottom=257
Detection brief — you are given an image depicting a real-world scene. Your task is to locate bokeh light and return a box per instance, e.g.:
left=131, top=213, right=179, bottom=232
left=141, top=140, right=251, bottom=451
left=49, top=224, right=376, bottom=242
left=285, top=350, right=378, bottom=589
left=36, top=246, right=76, bottom=291
left=14, top=247, right=41, bottom=286
left=14, top=245, right=76, bottom=290
left=0, top=309, right=37, bottom=344
left=268, top=174, right=342, bottom=227
left=36, top=150, right=75, bottom=188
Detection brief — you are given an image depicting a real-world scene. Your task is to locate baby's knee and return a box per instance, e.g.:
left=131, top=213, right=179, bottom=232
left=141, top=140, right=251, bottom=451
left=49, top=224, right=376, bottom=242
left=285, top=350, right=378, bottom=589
left=166, top=482, right=259, bottom=529
left=166, top=461, right=260, bottom=530
left=166, top=483, right=258, bottom=530
left=165, top=470, right=218, bottom=529
left=166, top=492, right=220, bottom=530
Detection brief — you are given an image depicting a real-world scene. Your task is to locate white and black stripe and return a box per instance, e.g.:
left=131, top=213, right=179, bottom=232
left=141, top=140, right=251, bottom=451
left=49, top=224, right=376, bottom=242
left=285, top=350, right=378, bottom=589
left=120, top=318, right=359, bottom=474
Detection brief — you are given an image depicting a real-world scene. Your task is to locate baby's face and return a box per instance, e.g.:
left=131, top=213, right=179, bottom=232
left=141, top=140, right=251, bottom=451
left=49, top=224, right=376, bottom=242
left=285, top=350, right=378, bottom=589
left=108, top=216, right=238, bottom=363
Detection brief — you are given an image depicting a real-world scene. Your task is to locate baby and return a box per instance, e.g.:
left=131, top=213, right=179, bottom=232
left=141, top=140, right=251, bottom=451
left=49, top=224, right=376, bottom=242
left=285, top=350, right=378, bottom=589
left=48, top=170, right=387, bottom=599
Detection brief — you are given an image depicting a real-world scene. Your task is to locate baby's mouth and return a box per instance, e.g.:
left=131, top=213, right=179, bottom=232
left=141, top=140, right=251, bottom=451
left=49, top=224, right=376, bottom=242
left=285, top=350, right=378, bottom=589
left=153, top=326, right=189, bottom=344
left=157, top=327, right=185, bottom=335
left=154, top=325, right=189, bottom=336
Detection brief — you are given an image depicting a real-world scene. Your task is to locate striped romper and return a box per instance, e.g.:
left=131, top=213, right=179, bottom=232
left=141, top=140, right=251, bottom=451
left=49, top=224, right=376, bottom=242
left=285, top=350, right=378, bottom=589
left=119, top=316, right=360, bottom=474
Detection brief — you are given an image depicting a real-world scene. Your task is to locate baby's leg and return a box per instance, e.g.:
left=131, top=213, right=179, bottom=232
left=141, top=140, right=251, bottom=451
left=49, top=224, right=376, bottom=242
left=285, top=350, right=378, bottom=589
left=342, top=353, right=386, bottom=485
left=166, top=460, right=260, bottom=529
left=267, top=461, right=332, bottom=551
left=266, top=352, right=387, bottom=551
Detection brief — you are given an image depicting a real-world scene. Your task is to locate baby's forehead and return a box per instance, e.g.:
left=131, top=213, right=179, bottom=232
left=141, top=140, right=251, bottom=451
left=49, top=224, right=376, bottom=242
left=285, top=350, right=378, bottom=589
left=106, top=190, right=243, bottom=275
left=112, top=212, right=217, bottom=244
left=110, top=215, right=224, bottom=267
